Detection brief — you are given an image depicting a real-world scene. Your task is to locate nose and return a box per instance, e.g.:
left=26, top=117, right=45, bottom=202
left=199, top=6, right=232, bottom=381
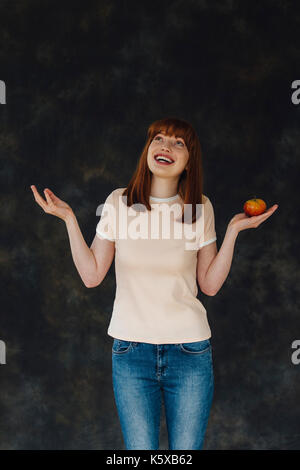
left=161, top=140, right=172, bottom=152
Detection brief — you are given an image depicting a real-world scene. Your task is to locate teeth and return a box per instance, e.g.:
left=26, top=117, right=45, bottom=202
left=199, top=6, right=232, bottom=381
left=155, top=156, right=173, bottom=163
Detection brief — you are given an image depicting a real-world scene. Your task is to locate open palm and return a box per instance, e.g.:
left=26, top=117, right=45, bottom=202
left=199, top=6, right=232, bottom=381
left=31, top=185, right=73, bottom=221
left=228, top=204, right=278, bottom=233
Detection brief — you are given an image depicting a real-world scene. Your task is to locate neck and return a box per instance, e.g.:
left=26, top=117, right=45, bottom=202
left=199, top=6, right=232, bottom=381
left=150, top=176, right=179, bottom=199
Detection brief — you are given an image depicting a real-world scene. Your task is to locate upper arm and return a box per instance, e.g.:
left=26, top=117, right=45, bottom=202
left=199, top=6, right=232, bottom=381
left=89, top=233, right=115, bottom=287
left=196, top=194, right=217, bottom=295
left=197, top=240, right=217, bottom=295
left=89, top=188, right=118, bottom=287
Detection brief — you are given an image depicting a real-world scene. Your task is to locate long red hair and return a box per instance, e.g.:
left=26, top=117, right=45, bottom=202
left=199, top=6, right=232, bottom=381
left=122, top=117, right=204, bottom=224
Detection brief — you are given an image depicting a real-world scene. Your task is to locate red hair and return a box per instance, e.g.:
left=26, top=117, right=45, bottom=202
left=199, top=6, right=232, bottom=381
left=122, top=117, right=204, bottom=224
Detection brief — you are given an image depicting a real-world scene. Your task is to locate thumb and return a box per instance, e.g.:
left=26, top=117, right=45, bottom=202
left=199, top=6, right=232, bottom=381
left=44, top=189, right=54, bottom=204
left=45, top=188, right=56, bottom=200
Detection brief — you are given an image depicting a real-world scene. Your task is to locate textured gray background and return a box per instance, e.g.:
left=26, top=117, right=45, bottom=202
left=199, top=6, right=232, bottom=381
left=0, top=0, right=300, bottom=449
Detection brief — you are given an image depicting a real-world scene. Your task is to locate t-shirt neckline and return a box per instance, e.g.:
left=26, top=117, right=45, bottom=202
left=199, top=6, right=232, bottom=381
left=149, top=194, right=179, bottom=202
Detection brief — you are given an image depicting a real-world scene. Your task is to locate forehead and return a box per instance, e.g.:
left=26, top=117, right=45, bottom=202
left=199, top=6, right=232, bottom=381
left=155, top=130, right=185, bottom=139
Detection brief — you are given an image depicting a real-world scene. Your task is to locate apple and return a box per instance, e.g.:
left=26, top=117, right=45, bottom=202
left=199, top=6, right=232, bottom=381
left=243, top=197, right=267, bottom=217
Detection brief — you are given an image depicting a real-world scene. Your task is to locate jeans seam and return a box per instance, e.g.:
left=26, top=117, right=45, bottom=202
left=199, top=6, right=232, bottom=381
left=179, top=344, right=211, bottom=355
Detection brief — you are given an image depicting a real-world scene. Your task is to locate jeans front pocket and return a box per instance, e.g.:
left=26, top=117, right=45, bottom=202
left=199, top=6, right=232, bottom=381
left=112, top=339, right=133, bottom=355
left=179, top=339, right=211, bottom=355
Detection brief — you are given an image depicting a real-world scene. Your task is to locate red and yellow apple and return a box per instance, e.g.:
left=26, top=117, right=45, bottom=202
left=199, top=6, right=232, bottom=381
left=243, top=197, right=267, bottom=217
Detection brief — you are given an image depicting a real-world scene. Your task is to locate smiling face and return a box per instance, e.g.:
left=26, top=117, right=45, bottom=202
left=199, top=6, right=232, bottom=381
left=147, top=131, right=189, bottom=178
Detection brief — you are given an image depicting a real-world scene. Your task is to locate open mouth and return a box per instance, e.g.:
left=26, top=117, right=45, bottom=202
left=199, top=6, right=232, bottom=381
left=154, top=154, right=175, bottom=165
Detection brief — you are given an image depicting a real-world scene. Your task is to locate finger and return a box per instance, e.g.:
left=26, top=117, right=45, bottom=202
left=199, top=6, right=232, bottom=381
left=44, top=189, right=54, bottom=207
left=257, top=212, right=273, bottom=223
left=31, top=185, right=47, bottom=209
left=264, top=207, right=278, bottom=217
left=44, top=188, right=54, bottom=201
left=45, top=188, right=59, bottom=202
left=256, top=206, right=277, bottom=220
left=265, top=205, right=278, bottom=213
left=255, top=209, right=277, bottom=226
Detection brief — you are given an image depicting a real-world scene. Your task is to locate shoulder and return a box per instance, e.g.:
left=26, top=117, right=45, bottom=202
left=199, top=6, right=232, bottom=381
left=202, top=194, right=215, bottom=206
left=102, top=188, right=127, bottom=211
left=110, top=187, right=127, bottom=198
left=201, top=194, right=216, bottom=217
left=105, top=187, right=126, bottom=200
left=202, top=194, right=211, bottom=206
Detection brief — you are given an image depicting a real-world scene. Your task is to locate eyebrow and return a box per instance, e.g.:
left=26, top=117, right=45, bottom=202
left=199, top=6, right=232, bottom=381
left=156, top=132, right=185, bottom=141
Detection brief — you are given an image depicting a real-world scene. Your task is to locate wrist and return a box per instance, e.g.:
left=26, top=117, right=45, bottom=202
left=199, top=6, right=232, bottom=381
left=64, top=210, right=76, bottom=225
left=226, top=223, right=239, bottom=237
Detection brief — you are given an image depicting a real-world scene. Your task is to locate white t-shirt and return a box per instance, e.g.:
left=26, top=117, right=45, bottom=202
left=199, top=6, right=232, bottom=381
left=96, top=187, right=217, bottom=344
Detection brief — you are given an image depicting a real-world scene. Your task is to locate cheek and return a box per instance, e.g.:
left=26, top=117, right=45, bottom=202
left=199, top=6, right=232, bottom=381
left=147, top=153, right=154, bottom=167
left=178, top=154, right=189, bottom=166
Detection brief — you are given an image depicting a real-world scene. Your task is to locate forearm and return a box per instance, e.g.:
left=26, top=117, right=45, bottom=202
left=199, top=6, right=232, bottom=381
left=203, top=225, right=239, bottom=295
left=65, top=212, right=98, bottom=287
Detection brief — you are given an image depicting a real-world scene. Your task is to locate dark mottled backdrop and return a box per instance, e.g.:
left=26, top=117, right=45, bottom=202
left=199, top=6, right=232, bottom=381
left=0, top=0, right=299, bottom=450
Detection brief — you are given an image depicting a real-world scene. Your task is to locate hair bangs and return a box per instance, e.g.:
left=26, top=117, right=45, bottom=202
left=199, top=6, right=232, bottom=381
left=148, top=117, right=194, bottom=150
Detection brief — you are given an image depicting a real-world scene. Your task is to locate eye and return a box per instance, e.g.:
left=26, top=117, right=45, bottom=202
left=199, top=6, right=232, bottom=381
left=153, top=135, right=185, bottom=146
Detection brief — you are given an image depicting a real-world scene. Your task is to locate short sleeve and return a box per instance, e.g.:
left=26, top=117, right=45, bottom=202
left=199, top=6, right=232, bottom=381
left=197, top=195, right=217, bottom=249
left=96, top=190, right=116, bottom=242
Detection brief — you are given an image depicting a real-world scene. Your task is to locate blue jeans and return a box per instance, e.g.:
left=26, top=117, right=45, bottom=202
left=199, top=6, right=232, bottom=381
left=112, top=338, right=214, bottom=450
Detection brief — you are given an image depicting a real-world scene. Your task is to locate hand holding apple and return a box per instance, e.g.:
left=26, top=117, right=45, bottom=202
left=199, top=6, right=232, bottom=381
left=227, top=197, right=278, bottom=234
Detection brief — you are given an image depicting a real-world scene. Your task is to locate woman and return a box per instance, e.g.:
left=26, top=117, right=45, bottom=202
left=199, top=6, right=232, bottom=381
left=31, top=117, right=278, bottom=450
